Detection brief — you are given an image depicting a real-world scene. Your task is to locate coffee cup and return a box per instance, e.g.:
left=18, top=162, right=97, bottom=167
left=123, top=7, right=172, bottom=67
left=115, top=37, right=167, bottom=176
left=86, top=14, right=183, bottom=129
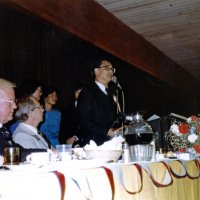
left=26, top=152, right=50, bottom=165
left=3, top=147, right=20, bottom=165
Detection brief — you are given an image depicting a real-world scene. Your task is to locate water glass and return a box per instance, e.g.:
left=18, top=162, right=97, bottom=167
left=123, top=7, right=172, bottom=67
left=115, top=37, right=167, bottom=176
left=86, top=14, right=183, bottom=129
left=56, top=144, right=72, bottom=161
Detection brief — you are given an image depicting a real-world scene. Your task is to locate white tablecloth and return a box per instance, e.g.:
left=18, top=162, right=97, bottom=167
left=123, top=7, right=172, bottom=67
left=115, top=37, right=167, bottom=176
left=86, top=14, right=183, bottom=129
left=0, top=159, right=200, bottom=200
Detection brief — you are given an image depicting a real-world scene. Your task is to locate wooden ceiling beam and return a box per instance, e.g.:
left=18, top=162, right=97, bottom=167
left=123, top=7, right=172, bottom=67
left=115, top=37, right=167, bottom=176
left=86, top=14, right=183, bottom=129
left=5, top=0, right=199, bottom=92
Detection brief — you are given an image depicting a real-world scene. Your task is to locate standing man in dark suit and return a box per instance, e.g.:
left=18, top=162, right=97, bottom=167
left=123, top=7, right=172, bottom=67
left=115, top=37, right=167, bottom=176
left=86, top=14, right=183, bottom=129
left=0, top=78, right=46, bottom=162
left=77, top=59, right=122, bottom=146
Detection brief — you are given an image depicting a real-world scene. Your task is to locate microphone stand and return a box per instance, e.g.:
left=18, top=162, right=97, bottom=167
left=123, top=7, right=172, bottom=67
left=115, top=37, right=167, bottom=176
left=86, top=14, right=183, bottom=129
left=115, top=88, right=125, bottom=136
left=115, top=84, right=125, bottom=114
left=121, top=89, right=125, bottom=113
left=116, top=90, right=121, bottom=113
left=111, top=76, right=125, bottom=136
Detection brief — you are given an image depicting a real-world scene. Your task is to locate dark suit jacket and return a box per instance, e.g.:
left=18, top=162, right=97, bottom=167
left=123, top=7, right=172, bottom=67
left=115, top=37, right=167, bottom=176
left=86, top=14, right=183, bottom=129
left=0, top=126, right=46, bottom=162
left=76, top=82, right=117, bottom=146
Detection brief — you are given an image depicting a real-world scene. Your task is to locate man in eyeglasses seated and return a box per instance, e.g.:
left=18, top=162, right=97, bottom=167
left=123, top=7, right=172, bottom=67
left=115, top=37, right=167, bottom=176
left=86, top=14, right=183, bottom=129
left=13, top=96, right=51, bottom=149
left=9, top=78, right=43, bottom=134
left=76, top=58, right=122, bottom=147
left=0, top=78, right=46, bottom=162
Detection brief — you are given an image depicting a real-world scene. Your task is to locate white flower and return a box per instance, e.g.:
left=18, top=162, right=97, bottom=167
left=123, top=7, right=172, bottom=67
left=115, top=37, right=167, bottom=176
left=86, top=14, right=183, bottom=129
left=170, top=124, right=181, bottom=136
left=188, top=134, right=198, bottom=143
left=187, top=117, right=192, bottom=123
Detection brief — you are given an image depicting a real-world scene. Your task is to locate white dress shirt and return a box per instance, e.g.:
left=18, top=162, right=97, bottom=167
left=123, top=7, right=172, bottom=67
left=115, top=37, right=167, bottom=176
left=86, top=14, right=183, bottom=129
left=95, top=81, right=107, bottom=94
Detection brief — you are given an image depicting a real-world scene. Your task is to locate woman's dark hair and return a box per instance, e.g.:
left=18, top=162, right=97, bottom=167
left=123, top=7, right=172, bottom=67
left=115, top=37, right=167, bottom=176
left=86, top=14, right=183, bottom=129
left=42, top=86, right=57, bottom=98
left=19, top=79, right=43, bottom=98
left=40, top=86, right=59, bottom=105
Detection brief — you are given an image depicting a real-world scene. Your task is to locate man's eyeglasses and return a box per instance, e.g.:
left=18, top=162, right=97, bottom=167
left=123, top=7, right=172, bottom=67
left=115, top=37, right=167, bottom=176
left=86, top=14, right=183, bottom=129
left=31, top=105, right=43, bottom=111
left=0, top=98, right=16, bottom=105
left=99, top=65, right=116, bottom=73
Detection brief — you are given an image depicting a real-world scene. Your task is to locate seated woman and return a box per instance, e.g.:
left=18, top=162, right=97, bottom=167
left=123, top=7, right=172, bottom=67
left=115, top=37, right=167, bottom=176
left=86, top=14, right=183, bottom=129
left=39, top=86, right=61, bottom=148
left=13, top=96, right=50, bottom=149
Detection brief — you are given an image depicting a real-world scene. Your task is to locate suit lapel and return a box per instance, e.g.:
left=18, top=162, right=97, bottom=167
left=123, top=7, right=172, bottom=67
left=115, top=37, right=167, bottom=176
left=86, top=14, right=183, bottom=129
left=19, top=124, right=49, bottom=149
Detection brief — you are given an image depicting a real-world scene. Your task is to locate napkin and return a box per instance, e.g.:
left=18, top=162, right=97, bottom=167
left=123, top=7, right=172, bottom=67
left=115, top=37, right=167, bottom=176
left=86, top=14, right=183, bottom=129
left=84, top=135, right=125, bottom=150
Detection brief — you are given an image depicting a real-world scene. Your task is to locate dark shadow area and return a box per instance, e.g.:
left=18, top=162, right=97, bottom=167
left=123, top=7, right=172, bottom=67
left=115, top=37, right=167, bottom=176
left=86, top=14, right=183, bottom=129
left=0, top=2, right=199, bottom=143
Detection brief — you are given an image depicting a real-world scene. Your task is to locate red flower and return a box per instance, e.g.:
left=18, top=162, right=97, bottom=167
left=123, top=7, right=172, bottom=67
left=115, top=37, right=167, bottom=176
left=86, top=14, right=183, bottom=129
left=193, top=144, right=200, bottom=153
left=191, top=115, right=199, bottom=122
left=196, top=125, right=200, bottom=133
left=178, top=123, right=189, bottom=134
left=178, top=148, right=186, bottom=153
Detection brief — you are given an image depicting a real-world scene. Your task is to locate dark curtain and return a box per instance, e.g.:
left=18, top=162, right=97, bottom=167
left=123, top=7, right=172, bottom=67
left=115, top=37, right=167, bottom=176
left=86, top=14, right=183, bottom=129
left=0, top=4, right=198, bottom=118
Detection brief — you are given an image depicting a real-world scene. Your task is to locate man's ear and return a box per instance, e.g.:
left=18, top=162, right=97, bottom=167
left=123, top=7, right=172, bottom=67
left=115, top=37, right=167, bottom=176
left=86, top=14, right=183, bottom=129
left=20, top=113, right=29, bottom=121
left=94, top=68, right=99, bottom=75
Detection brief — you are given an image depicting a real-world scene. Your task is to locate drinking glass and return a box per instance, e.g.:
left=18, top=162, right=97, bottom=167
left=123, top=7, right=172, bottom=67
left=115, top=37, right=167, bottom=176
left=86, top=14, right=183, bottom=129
left=3, top=147, right=20, bottom=165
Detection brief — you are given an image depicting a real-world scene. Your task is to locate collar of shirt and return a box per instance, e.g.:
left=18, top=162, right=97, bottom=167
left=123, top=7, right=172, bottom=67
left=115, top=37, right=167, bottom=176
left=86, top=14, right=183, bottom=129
left=95, top=81, right=107, bottom=94
left=21, top=123, right=38, bottom=135
left=0, top=123, right=2, bottom=128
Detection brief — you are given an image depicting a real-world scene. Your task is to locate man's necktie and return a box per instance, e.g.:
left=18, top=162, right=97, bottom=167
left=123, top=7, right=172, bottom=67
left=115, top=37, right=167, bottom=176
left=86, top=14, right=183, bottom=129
left=37, top=130, right=51, bottom=148
left=106, top=88, right=112, bottom=96
left=0, top=126, right=12, bottom=141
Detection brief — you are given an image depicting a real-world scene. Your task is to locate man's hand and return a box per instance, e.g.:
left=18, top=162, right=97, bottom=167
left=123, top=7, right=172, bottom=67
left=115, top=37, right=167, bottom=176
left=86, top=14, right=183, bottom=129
left=107, top=127, right=123, bottom=137
left=66, top=135, right=79, bottom=144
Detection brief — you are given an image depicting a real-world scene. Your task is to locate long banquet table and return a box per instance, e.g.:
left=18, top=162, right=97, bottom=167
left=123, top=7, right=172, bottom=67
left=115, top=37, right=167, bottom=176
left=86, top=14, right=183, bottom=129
left=0, top=159, right=200, bottom=200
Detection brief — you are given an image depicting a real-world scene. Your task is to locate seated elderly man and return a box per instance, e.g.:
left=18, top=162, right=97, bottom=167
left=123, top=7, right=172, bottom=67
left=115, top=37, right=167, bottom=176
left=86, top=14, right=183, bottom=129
left=0, top=78, right=46, bottom=162
left=13, top=96, right=50, bottom=149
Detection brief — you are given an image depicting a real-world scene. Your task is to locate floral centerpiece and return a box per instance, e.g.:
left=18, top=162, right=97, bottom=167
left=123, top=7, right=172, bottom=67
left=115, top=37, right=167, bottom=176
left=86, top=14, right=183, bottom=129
left=166, top=114, right=200, bottom=154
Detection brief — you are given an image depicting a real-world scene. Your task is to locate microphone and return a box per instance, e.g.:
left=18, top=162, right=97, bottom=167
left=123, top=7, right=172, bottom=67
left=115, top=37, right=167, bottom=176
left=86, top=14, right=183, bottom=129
left=112, top=76, right=122, bottom=89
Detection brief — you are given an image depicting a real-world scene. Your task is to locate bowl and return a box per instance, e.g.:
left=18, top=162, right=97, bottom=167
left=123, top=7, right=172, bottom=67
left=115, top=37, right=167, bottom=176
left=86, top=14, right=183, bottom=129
left=84, top=149, right=122, bottom=162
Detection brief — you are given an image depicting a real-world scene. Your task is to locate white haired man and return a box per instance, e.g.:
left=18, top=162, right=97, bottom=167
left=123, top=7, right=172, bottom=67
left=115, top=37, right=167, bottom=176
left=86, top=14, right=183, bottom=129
left=0, top=78, right=46, bottom=162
